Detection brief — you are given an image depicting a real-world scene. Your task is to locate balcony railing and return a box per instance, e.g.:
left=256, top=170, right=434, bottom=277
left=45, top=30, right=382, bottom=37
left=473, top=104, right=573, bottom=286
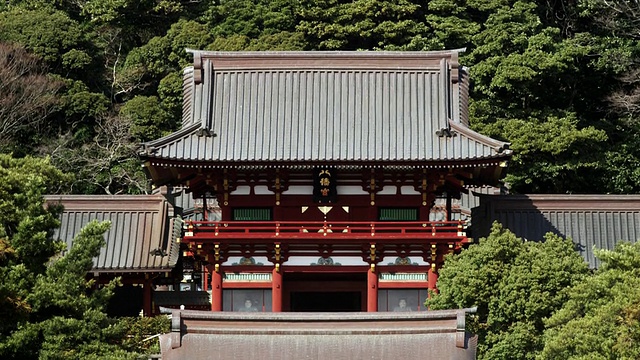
left=183, top=220, right=467, bottom=241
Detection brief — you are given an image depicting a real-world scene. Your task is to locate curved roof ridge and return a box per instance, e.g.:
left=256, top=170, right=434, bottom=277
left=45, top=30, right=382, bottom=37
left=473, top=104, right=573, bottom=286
left=450, top=120, right=511, bottom=154
left=141, top=122, right=202, bottom=156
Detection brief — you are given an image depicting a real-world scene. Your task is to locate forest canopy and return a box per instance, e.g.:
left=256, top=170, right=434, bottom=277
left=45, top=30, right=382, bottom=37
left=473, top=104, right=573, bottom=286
left=0, top=0, right=638, bottom=194
left=1, top=1, right=639, bottom=358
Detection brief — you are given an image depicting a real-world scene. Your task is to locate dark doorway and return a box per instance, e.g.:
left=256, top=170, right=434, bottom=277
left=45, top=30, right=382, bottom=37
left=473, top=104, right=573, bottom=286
left=107, top=285, right=143, bottom=317
left=290, top=291, right=361, bottom=312
left=283, top=271, right=367, bottom=311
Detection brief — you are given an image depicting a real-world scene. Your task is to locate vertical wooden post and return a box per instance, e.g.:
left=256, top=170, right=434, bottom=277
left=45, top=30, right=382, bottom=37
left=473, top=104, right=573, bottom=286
left=143, top=278, right=153, bottom=316
left=367, top=265, right=378, bottom=312
left=203, top=266, right=209, bottom=291
left=427, top=265, right=438, bottom=295
left=211, top=266, right=222, bottom=311
left=272, top=266, right=283, bottom=312
left=427, top=244, right=440, bottom=297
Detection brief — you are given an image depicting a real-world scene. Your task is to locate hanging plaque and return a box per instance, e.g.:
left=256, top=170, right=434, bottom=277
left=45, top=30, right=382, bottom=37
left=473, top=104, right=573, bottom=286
left=313, top=167, right=337, bottom=203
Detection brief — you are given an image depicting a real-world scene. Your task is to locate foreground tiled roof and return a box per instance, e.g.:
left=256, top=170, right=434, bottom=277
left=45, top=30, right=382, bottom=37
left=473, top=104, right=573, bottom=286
left=471, top=194, right=640, bottom=268
left=46, top=194, right=180, bottom=273
left=160, top=309, right=478, bottom=360
left=141, top=51, right=510, bottom=166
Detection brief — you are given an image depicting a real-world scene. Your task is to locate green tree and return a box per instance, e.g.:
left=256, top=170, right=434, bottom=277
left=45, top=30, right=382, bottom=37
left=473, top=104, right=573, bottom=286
left=0, top=221, right=134, bottom=359
left=539, top=242, right=640, bottom=360
left=0, top=154, right=164, bottom=358
left=297, top=0, right=433, bottom=50
left=119, top=19, right=213, bottom=100
left=0, top=154, right=70, bottom=339
left=427, top=223, right=590, bottom=359
left=120, top=95, right=173, bottom=142
left=0, top=5, right=97, bottom=81
left=458, top=1, right=609, bottom=193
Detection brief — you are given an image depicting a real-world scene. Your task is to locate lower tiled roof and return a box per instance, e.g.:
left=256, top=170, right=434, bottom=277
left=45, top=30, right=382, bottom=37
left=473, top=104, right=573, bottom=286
left=45, top=194, right=180, bottom=273
left=471, top=194, right=640, bottom=268
left=160, top=309, right=478, bottom=360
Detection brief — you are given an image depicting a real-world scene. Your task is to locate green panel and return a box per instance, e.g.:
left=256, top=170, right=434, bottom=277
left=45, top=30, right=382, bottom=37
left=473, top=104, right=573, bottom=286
left=379, top=208, right=418, bottom=221
left=232, top=208, right=272, bottom=221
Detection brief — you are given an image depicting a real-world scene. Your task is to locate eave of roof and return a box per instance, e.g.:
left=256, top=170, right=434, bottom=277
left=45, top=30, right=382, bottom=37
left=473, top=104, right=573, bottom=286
left=160, top=308, right=478, bottom=360
left=141, top=119, right=511, bottom=164
left=471, top=194, right=640, bottom=269
left=141, top=50, right=510, bottom=166
left=46, top=194, right=180, bottom=273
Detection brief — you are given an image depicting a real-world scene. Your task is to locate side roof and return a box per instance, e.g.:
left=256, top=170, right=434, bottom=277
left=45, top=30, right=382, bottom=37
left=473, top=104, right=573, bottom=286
left=159, top=309, right=478, bottom=360
left=141, top=50, right=510, bottom=166
left=471, top=194, right=640, bottom=268
left=45, top=194, right=181, bottom=274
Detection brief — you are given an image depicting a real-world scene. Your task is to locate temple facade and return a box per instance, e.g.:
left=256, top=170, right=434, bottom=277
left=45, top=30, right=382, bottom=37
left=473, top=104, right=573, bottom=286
left=136, top=50, right=512, bottom=313
left=46, top=50, right=640, bottom=322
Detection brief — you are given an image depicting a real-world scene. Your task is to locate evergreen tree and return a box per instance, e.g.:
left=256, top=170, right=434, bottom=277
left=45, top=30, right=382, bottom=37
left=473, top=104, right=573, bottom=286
left=0, top=154, right=166, bottom=358
left=540, top=242, right=640, bottom=360
left=427, top=223, right=590, bottom=359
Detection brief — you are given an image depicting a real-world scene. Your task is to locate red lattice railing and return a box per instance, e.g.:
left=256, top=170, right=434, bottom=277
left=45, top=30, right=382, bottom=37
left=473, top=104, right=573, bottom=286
left=183, top=220, right=467, bottom=241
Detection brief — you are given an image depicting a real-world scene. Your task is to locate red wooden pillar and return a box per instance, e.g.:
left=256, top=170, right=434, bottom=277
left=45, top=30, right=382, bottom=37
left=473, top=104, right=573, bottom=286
left=272, top=267, right=283, bottom=312
left=427, top=244, right=441, bottom=297
left=143, top=278, right=153, bottom=316
left=367, top=266, right=378, bottom=312
left=211, top=267, right=223, bottom=311
left=427, top=265, right=438, bottom=295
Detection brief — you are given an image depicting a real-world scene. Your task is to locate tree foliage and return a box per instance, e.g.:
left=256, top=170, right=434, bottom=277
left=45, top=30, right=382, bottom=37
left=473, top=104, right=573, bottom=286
left=0, top=0, right=636, bottom=194
left=0, top=155, right=70, bottom=338
left=427, top=223, right=590, bottom=359
left=297, top=0, right=433, bottom=50
left=0, top=154, right=166, bottom=358
left=539, top=242, right=640, bottom=360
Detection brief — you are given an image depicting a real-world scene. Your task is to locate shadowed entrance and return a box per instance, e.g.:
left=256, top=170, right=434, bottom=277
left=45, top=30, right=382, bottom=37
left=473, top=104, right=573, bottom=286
left=290, top=291, right=361, bottom=312
left=283, top=271, right=367, bottom=312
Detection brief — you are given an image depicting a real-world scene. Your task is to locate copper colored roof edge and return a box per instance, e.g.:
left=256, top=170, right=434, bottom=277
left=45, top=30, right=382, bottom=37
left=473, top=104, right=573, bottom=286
left=187, top=49, right=466, bottom=58
left=478, top=193, right=640, bottom=210
left=187, top=49, right=466, bottom=70
left=171, top=307, right=476, bottom=322
left=44, top=194, right=166, bottom=211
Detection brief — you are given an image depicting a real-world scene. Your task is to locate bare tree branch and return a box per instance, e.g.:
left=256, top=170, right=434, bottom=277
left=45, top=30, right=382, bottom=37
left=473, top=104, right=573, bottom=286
left=0, top=43, right=62, bottom=146
left=44, top=114, right=150, bottom=195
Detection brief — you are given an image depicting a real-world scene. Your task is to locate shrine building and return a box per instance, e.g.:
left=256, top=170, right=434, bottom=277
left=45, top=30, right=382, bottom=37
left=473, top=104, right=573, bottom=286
left=136, top=50, right=512, bottom=313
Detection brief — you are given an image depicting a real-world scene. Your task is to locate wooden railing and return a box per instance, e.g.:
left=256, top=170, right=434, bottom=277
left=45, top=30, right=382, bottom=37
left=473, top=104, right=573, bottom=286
left=183, top=220, right=467, bottom=240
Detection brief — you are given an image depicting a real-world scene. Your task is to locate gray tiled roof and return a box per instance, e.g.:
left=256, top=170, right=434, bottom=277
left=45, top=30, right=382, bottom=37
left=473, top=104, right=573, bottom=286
left=46, top=194, right=180, bottom=273
left=142, top=51, right=510, bottom=165
left=160, top=309, right=478, bottom=360
left=471, top=194, right=640, bottom=268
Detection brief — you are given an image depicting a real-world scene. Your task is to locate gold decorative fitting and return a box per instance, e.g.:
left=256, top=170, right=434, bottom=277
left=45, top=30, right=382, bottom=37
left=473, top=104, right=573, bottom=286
left=275, top=263, right=280, bottom=273
left=214, top=263, right=220, bottom=273
left=370, top=263, right=376, bottom=272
